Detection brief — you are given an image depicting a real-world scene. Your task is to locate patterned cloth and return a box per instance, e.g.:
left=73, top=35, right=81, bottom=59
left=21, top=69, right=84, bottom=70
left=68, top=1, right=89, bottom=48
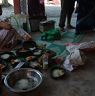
left=0, top=29, right=21, bottom=51
left=0, top=26, right=32, bottom=51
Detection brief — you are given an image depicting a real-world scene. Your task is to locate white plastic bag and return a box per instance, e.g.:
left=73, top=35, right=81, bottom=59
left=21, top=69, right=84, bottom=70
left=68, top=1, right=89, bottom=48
left=64, top=49, right=85, bottom=71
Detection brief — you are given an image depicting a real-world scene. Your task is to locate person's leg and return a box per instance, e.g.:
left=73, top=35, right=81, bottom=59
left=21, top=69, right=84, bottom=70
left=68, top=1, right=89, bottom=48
left=28, top=0, right=40, bottom=17
left=66, top=12, right=75, bottom=29
left=75, top=0, right=95, bottom=34
left=67, top=9, right=72, bottom=27
left=59, top=0, right=67, bottom=31
left=0, top=5, right=2, bottom=15
left=66, top=1, right=75, bottom=29
left=59, top=10, right=66, bottom=30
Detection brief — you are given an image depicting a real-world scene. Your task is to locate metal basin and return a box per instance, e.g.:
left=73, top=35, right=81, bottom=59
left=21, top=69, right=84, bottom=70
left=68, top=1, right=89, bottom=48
left=4, top=68, right=43, bottom=93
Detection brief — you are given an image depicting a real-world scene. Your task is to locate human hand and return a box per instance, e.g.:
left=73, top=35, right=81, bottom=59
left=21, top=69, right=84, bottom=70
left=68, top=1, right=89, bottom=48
left=23, top=33, right=32, bottom=41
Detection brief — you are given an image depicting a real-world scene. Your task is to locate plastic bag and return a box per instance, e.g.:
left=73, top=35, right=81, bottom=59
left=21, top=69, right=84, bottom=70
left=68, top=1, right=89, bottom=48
left=64, top=49, right=86, bottom=71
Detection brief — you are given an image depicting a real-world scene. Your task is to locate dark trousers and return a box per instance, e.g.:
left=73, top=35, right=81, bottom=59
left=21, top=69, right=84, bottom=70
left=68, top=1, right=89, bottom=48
left=28, top=0, right=46, bottom=20
left=59, top=0, right=75, bottom=28
left=0, top=5, right=2, bottom=15
left=76, top=0, right=95, bottom=30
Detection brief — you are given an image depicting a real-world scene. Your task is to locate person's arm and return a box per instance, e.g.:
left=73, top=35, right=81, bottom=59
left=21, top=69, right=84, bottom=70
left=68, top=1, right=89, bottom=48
left=17, top=28, right=32, bottom=41
left=0, top=21, right=12, bottom=30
